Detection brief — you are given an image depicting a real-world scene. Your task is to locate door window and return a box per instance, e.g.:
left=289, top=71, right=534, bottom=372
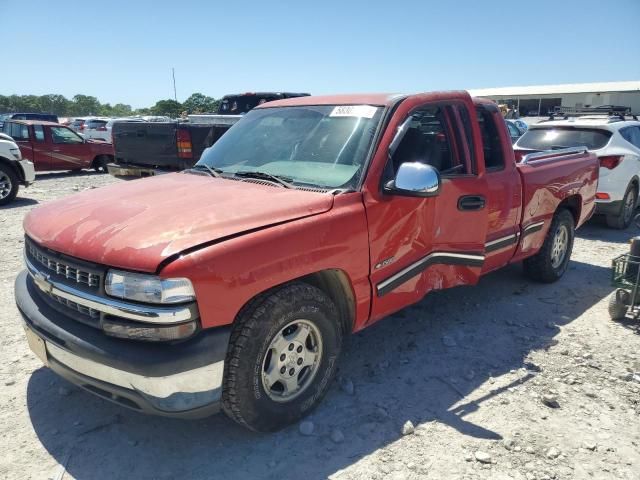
left=389, top=105, right=468, bottom=177
left=620, top=126, right=640, bottom=150
left=33, top=125, right=45, bottom=142
left=476, top=108, right=506, bottom=170
left=51, top=126, right=84, bottom=144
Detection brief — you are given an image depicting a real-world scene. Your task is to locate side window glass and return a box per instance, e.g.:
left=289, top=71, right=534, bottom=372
left=33, top=125, right=45, bottom=142
left=624, top=126, right=640, bottom=150
left=390, top=105, right=465, bottom=176
left=476, top=107, right=505, bottom=170
left=10, top=123, right=30, bottom=141
left=51, top=126, right=83, bottom=144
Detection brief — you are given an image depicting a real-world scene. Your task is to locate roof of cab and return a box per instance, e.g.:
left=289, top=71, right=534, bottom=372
left=5, top=119, right=60, bottom=126
left=257, top=93, right=407, bottom=109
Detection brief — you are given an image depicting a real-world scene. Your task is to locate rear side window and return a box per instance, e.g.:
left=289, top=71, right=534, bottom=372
left=33, top=125, right=45, bottom=142
left=9, top=123, right=30, bottom=140
left=476, top=107, right=505, bottom=170
left=620, top=126, right=640, bottom=149
left=518, top=127, right=612, bottom=150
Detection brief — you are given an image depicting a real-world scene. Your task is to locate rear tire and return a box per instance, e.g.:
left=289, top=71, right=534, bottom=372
left=222, top=282, right=342, bottom=432
left=0, top=163, right=19, bottom=206
left=523, top=209, right=575, bottom=283
left=608, top=289, right=629, bottom=321
left=606, top=185, right=636, bottom=229
left=93, top=156, right=109, bottom=173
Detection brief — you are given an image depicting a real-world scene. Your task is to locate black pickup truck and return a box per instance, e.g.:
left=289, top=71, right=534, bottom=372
left=108, top=92, right=310, bottom=177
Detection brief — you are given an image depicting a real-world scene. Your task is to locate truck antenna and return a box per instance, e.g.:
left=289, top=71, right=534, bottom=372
left=172, top=67, right=177, bottom=103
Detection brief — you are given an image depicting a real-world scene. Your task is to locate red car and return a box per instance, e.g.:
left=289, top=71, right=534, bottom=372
left=2, top=120, right=114, bottom=172
left=16, top=91, right=598, bottom=431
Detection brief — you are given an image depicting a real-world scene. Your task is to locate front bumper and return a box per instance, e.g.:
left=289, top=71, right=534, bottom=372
left=15, top=270, right=230, bottom=418
left=18, top=159, right=35, bottom=186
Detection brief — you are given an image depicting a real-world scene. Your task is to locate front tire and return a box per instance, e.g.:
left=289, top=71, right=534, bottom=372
left=222, top=283, right=342, bottom=432
left=0, top=163, right=19, bottom=206
left=606, top=185, right=636, bottom=229
left=523, top=209, right=575, bottom=283
left=93, top=156, right=109, bottom=173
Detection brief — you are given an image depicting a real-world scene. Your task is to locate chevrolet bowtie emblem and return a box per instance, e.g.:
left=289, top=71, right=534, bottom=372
left=33, top=272, right=53, bottom=294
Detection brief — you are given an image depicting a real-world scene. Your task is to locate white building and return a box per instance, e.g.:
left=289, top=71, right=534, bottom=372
left=469, top=81, right=640, bottom=117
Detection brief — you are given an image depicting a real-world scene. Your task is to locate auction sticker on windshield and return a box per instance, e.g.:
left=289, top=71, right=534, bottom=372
left=330, top=105, right=377, bottom=118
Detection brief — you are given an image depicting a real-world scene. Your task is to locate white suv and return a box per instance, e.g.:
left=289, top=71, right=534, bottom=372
left=514, top=116, right=640, bottom=229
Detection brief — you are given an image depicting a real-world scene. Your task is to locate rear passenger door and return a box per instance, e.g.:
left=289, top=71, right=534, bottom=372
left=31, top=125, right=52, bottom=170
left=476, top=104, right=522, bottom=273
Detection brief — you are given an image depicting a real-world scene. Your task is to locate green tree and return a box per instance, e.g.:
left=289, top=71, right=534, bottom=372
left=71, top=94, right=101, bottom=116
left=182, top=92, right=219, bottom=113
left=150, top=99, right=183, bottom=117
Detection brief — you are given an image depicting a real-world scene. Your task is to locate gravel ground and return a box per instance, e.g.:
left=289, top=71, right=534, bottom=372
left=1, top=172, right=639, bottom=480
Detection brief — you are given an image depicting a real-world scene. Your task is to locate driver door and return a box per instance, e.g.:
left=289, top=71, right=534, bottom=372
left=363, top=92, right=489, bottom=324
left=48, top=126, right=90, bottom=170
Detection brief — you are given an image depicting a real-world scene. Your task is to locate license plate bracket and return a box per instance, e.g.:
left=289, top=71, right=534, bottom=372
left=25, top=328, right=48, bottom=366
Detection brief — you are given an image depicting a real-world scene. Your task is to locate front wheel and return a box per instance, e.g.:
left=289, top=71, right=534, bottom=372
left=0, top=163, right=19, bottom=206
left=222, top=283, right=342, bottom=432
left=523, top=209, right=575, bottom=283
left=608, top=289, right=629, bottom=321
left=93, top=156, right=109, bottom=173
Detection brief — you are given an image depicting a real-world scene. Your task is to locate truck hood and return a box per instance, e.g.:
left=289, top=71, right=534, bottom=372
left=24, top=173, right=334, bottom=272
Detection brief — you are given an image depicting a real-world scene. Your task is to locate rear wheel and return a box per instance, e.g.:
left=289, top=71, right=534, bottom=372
left=93, top=156, right=109, bottom=173
left=222, top=282, right=342, bottom=432
left=0, top=163, right=19, bottom=206
left=606, top=185, right=636, bottom=229
left=523, top=209, right=575, bottom=283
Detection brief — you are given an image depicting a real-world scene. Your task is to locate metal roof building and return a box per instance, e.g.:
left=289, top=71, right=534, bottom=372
left=468, top=81, right=640, bottom=117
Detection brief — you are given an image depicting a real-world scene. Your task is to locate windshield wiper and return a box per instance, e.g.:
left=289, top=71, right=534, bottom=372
left=189, top=164, right=223, bottom=177
left=234, top=170, right=294, bottom=189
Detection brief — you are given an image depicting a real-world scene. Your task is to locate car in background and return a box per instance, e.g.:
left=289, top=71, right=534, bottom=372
left=69, top=117, right=95, bottom=134
left=510, top=119, right=528, bottom=133
left=505, top=120, right=523, bottom=143
left=2, top=119, right=114, bottom=173
left=82, top=118, right=111, bottom=141
left=218, top=92, right=310, bottom=115
left=0, top=113, right=58, bottom=129
left=0, top=131, right=35, bottom=205
left=514, top=115, right=640, bottom=229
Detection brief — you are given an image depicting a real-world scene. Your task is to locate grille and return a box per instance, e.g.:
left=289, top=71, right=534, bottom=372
left=49, top=292, right=100, bottom=319
left=27, top=241, right=100, bottom=289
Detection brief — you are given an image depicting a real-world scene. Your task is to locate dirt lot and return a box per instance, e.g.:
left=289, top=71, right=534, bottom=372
left=1, top=172, right=639, bottom=480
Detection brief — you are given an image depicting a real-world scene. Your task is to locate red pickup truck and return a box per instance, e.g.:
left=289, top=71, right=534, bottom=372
left=2, top=120, right=114, bottom=172
left=15, top=91, right=598, bottom=432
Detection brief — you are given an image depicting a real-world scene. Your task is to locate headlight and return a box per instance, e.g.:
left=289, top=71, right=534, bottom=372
left=105, top=270, right=195, bottom=304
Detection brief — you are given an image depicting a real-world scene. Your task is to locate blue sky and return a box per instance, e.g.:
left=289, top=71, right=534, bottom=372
left=1, top=0, right=639, bottom=108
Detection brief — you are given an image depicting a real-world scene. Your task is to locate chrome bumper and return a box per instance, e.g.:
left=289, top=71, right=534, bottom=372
left=18, top=159, right=35, bottom=185
left=24, top=324, right=224, bottom=414
left=25, top=256, right=197, bottom=324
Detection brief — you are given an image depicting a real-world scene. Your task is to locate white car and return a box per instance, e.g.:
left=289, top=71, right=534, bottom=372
left=82, top=118, right=111, bottom=141
left=0, top=132, right=35, bottom=205
left=514, top=116, right=640, bottom=228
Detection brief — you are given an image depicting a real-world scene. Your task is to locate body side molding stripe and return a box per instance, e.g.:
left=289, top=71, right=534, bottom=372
left=522, top=221, right=545, bottom=237
left=484, top=233, right=519, bottom=253
left=376, top=252, right=485, bottom=297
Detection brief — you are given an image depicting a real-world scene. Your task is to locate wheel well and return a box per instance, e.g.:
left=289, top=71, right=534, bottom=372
left=558, top=194, right=581, bottom=225
left=92, top=154, right=113, bottom=168
left=0, top=156, right=22, bottom=181
left=300, top=269, right=356, bottom=335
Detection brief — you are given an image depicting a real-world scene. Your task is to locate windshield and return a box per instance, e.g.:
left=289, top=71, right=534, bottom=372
left=198, top=105, right=383, bottom=189
left=517, top=127, right=612, bottom=150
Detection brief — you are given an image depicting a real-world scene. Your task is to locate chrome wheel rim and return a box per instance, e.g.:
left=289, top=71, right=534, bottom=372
left=261, top=319, right=323, bottom=402
left=0, top=171, right=11, bottom=199
left=550, top=224, right=569, bottom=268
left=623, top=190, right=636, bottom=223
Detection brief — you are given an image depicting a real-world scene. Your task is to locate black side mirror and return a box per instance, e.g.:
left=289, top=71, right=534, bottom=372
left=384, top=162, right=441, bottom=197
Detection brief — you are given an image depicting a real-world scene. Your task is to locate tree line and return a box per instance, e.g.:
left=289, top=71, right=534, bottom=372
left=0, top=93, right=221, bottom=118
